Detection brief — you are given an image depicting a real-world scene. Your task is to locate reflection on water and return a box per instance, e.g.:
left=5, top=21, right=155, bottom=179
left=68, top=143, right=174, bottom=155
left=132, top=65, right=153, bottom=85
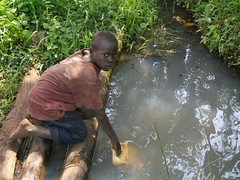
left=88, top=36, right=240, bottom=179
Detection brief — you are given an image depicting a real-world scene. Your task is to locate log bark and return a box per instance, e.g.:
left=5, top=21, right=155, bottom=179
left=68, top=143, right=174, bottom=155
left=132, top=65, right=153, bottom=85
left=60, top=119, right=98, bottom=180
left=20, top=137, right=51, bottom=180
left=0, top=68, right=39, bottom=180
left=99, top=70, right=111, bottom=103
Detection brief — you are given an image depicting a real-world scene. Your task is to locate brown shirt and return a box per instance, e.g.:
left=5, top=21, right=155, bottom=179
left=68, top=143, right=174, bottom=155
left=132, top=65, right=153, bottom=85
left=28, top=49, right=103, bottom=120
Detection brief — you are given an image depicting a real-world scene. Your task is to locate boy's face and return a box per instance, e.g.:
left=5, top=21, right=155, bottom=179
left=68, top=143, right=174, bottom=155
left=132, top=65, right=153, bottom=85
left=91, top=40, right=118, bottom=71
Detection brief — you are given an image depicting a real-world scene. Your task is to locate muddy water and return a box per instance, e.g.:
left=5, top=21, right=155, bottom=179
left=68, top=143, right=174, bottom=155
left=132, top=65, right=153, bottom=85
left=88, top=17, right=240, bottom=180
left=44, top=145, right=67, bottom=179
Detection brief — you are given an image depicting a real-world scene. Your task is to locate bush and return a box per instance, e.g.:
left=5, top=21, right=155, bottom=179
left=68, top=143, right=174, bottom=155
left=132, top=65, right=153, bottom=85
left=176, top=0, right=240, bottom=67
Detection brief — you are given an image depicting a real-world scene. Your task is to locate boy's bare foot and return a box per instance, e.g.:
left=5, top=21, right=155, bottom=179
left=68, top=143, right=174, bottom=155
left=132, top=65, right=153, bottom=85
left=8, top=119, right=33, bottom=142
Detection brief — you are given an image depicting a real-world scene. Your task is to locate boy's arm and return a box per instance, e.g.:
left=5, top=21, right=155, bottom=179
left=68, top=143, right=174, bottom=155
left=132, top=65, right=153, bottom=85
left=94, top=109, right=122, bottom=156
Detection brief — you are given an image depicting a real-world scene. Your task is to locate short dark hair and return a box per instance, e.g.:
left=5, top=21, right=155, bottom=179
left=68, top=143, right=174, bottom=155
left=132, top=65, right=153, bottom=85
left=91, top=31, right=118, bottom=50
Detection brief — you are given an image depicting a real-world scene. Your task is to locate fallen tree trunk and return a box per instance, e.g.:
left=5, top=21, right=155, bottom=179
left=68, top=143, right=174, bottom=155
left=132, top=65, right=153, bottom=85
left=0, top=68, right=39, bottom=180
left=20, top=137, right=51, bottom=180
left=60, top=118, right=98, bottom=180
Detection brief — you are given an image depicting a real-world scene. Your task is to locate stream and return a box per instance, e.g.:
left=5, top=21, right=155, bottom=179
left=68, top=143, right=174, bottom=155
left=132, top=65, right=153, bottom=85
left=87, top=3, right=240, bottom=180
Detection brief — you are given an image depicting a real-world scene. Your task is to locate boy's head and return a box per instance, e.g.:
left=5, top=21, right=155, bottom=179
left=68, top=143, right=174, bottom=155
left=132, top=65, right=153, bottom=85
left=90, top=31, right=118, bottom=71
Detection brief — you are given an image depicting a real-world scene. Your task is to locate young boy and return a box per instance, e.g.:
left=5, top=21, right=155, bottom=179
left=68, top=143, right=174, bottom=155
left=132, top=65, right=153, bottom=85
left=9, top=31, right=122, bottom=156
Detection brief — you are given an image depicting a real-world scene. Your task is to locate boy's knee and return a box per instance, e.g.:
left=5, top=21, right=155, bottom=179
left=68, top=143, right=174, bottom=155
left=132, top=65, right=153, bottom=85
left=71, top=128, right=87, bottom=143
left=76, top=129, right=87, bottom=142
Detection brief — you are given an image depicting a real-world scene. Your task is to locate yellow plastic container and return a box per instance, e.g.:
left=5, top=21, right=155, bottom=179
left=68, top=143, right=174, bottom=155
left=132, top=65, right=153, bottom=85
left=111, top=142, right=129, bottom=166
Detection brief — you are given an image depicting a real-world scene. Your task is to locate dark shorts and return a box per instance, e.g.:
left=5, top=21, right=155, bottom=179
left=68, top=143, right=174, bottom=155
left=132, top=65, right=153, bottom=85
left=44, top=111, right=87, bottom=146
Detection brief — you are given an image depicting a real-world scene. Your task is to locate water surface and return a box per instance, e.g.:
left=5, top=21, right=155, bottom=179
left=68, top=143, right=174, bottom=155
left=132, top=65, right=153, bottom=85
left=88, top=22, right=240, bottom=180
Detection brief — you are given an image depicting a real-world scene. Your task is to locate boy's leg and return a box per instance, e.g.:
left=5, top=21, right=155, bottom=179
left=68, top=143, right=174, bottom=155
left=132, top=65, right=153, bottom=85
left=9, top=118, right=52, bottom=142
left=45, top=111, right=87, bottom=146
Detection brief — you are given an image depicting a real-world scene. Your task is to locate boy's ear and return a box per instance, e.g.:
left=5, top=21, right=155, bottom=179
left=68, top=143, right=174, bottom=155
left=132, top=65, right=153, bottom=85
left=90, top=47, right=93, bottom=52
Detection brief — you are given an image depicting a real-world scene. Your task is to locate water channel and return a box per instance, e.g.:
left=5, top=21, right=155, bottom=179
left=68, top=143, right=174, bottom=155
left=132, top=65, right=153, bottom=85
left=88, top=4, right=240, bottom=180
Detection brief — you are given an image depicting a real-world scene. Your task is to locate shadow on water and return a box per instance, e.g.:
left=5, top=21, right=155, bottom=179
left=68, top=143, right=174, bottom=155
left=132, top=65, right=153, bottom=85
left=44, top=145, right=67, bottom=179
left=88, top=1, right=240, bottom=180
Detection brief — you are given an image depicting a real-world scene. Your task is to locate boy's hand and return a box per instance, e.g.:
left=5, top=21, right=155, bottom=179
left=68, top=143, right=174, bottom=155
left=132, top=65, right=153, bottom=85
left=112, top=141, right=122, bottom=157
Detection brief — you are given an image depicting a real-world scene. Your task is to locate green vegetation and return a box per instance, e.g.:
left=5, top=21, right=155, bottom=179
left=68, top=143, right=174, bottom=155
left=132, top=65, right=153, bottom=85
left=176, top=0, right=240, bottom=68
left=0, top=0, right=159, bottom=121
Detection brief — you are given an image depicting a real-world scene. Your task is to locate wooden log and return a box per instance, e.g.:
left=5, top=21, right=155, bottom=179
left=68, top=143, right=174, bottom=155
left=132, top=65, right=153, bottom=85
left=0, top=68, right=39, bottom=180
left=20, top=137, right=51, bottom=180
left=60, top=70, right=111, bottom=179
left=60, top=119, right=98, bottom=180
left=99, top=70, right=111, bottom=103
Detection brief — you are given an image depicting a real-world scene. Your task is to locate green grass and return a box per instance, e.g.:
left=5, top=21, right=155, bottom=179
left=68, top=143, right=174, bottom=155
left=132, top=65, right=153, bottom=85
left=175, top=0, right=240, bottom=68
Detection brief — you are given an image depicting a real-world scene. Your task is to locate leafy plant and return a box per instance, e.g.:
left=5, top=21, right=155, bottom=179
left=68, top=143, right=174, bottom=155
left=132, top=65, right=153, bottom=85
left=0, top=1, right=31, bottom=53
left=175, top=0, right=240, bottom=67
